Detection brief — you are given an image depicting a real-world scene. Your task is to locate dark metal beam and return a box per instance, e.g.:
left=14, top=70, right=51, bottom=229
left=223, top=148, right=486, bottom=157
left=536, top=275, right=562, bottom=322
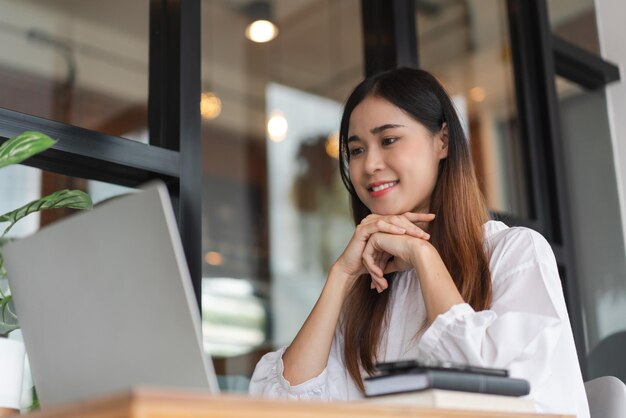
left=149, top=0, right=202, bottom=308
left=507, top=1, right=556, bottom=240
left=553, top=35, right=621, bottom=90
left=361, top=0, right=418, bottom=76
left=0, top=108, right=179, bottom=187
left=149, top=0, right=181, bottom=151
left=178, top=0, right=202, bottom=309
left=507, top=0, right=588, bottom=378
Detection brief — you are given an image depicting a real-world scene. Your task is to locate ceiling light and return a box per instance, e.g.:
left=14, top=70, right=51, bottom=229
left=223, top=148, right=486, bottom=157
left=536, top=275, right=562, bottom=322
left=205, top=251, right=224, bottom=266
left=245, top=20, right=279, bottom=43
left=267, top=110, right=288, bottom=142
left=469, top=87, right=486, bottom=102
left=200, top=91, right=222, bottom=120
left=325, top=131, right=340, bottom=159
left=244, top=1, right=279, bottom=43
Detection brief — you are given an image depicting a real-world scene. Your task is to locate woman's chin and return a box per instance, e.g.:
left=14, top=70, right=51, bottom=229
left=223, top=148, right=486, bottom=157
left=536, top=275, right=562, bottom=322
left=370, top=204, right=428, bottom=216
left=370, top=207, right=404, bottom=216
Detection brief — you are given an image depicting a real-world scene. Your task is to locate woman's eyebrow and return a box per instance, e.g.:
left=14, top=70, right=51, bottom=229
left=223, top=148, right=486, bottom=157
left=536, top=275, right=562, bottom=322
left=347, top=124, right=405, bottom=143
left=370, top=124, right=405, bottom=134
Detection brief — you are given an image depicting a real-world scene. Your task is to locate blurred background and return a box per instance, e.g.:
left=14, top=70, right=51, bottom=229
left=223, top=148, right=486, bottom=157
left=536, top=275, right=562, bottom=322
left=1, top=0, right=624, bottom=390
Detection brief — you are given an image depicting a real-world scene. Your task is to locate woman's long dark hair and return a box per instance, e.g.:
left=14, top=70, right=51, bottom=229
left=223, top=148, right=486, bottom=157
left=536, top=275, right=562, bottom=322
left=338, top=68, right=492, bottom=392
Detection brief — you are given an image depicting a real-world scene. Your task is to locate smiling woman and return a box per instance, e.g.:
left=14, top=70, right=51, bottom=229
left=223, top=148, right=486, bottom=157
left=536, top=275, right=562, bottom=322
left=249, top=67, right=590, bottom=418
left=346, top=96, right=448, bottom=216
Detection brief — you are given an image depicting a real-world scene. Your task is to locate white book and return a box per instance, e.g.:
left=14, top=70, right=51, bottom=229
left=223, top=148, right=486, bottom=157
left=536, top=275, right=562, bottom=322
left=362, top=389, right=536, bottom=413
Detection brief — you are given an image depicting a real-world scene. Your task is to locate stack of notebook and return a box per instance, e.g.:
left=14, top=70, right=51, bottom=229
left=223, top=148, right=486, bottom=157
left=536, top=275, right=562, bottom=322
left=363, top=359, right=535, bottom=413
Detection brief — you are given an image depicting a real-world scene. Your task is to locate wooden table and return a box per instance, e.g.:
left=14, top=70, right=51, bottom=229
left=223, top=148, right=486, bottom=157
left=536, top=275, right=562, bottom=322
left=13, top=388, right=574, bottom=418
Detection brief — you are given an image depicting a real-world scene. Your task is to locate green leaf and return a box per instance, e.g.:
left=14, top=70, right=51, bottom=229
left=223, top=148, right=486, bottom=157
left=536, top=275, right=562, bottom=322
left=0, top=293, right=19, bottom=335
left=0, top=189, right=93, bottom=237
left=0, top=252, right=5, bottom=280
left=0, top=131, right=57, bottom=170
left=28, top=387, right=39, bottom=412
left=1, top=294, right=14, bottom=321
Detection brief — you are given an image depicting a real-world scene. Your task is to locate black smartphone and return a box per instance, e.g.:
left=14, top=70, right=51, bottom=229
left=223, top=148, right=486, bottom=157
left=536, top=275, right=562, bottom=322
left=374, top=359, right=509, bottom=377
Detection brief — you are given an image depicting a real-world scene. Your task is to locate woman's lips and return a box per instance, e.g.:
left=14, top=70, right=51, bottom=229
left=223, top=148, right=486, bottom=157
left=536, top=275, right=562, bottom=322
left=368, top=181, right=398, bottom=197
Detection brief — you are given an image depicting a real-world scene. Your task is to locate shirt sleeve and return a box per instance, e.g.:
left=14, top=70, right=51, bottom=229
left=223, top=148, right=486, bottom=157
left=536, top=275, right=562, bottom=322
left=248, top=327, right=350, bottom=400
left=415, top=227, right=566, bottom=388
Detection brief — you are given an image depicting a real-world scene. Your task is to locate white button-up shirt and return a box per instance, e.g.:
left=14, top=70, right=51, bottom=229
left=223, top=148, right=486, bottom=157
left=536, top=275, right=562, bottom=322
left=250, top=221, right=590, bottom=418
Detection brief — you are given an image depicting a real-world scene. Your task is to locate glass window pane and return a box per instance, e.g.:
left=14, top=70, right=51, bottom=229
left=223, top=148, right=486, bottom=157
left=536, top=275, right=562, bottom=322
left=417, top=0, right=530, bottom=218
left=0, top=166, right=132, bottom=240
left=547, top=0, right=600, bottom=55
left=0, top=0, right=149, bottom=141
left=556, top=76, right=626, bottom=380
left=200, top=0, right=362, bottom=389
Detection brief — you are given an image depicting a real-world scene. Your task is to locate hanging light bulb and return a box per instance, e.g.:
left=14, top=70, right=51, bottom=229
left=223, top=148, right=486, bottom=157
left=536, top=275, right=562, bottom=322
left=201, top=2, right=221, bottom=121
left=244, top=1, right=279, bottom=43
left=200, top=91, right=222, bottom=120
left=205, top=251, right=224, bottom=266
left=469, top=86, right=486, bottom=103
left=325, top=131, right=340, bottom=159
left=267, top=110, right=288, bottom=142
left=245, top=20, right=279, bottom=43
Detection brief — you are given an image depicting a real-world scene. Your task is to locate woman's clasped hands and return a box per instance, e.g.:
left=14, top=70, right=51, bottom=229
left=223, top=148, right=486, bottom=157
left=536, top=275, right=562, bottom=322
left=334, top=212, right=436, bottom=293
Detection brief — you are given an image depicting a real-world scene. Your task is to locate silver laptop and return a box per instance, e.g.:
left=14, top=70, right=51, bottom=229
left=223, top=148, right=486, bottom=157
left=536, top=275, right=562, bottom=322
left=3, top=181, right=219, bottom=407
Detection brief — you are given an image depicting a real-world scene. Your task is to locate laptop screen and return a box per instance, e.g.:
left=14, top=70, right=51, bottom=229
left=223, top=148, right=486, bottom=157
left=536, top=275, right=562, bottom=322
left=4, top=181, right=219, bottom=407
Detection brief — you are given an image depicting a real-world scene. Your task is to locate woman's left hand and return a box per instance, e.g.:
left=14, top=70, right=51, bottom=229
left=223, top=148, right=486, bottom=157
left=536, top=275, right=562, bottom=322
left=362, top=232, right=431, bottom=292
left=364, top=232, right=465, bottom=324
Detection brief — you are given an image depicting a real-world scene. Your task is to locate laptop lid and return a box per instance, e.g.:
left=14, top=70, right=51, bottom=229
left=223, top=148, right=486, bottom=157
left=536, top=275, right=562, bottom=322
left=3, top=181, right=219, bottom=407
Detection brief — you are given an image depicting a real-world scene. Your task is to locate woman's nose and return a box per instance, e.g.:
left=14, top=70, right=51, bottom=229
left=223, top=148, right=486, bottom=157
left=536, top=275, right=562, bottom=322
left=364, top=148, right=385, bottom=174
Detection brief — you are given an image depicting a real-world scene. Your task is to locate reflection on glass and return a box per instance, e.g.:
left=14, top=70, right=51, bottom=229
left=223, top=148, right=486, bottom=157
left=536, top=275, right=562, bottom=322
left=555, top=76, right=626, bottom=378
left=266, top=83, right=353, bottom=345
left=200, top=0, right=363, bottom=381
left=0, top=0, right=149, bottom=140
left=555, top=76, right=584, bottom=100
left=0, top=165, right=42, bottom=238
left=202, top=278, right=267, bottom=357
left=0, top=166, right=133, bottom=239
left=87, top=180, right=134, bottom=205
left=547, top=0, right=600, bottom=54
left=417, top=0, right=529, bottom=217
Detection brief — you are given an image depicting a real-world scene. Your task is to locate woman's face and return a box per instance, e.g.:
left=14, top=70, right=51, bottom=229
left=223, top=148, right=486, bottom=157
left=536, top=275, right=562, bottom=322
left=347, top=95, right=448, bottom=215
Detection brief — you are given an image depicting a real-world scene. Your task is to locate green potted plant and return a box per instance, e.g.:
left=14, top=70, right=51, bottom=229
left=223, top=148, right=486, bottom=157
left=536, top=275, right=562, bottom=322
left=0, top=131, right=92, bottom=413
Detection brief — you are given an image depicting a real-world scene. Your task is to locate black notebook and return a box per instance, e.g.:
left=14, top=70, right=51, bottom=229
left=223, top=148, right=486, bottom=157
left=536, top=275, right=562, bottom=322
left=364, top=360, right=530, bottom=398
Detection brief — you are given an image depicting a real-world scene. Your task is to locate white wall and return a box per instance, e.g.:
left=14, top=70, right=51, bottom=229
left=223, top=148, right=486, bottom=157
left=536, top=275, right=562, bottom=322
left=595, top=0, right=626, bottom=249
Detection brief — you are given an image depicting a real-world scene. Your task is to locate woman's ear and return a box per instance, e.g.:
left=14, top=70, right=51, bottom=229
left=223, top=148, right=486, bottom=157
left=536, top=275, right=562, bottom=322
left=437, top=122, right=449, bottom=159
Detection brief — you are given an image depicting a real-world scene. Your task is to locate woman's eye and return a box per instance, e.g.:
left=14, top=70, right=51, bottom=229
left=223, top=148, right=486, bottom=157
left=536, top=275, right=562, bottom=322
left=382, top=137, right=398, bottom=146
left=349, top=147, right=364, bottom=156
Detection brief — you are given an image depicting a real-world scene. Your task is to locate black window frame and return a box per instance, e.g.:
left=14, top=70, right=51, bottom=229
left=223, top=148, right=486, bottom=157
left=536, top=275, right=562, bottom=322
left=361, top=0, right=620, bottom=379
left=0, top=0, right=203, bottom=308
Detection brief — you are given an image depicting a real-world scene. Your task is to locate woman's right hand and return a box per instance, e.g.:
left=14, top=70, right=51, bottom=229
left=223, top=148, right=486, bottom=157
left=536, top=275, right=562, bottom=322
left=333, top=212, right=435, bottom=290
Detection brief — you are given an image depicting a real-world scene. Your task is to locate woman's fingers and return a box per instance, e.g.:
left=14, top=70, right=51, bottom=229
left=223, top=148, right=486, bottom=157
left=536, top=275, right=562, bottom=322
left=396, top=213, right=436, bottom=238
left=370, top=277, right=387, bottom=293
left=400, top=212, right=436, bottom=221
left=361, top=213, right=434, bottom=240
left=383, top=256, right=411, bottom=274
left=390, top=215, right=430, bottom=240
left=362, top=238, right=389, bottom=292
left=370, top=252, right=389, bottom=292
left=364, top=212, right=435, bottom=223
left=363, top=241, right=383, bottom=277
left=365, top=260, right=385, bottom=286
left=352, top=212, right=436, bottom=292
left=357, top=219, right=405, bottom=238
